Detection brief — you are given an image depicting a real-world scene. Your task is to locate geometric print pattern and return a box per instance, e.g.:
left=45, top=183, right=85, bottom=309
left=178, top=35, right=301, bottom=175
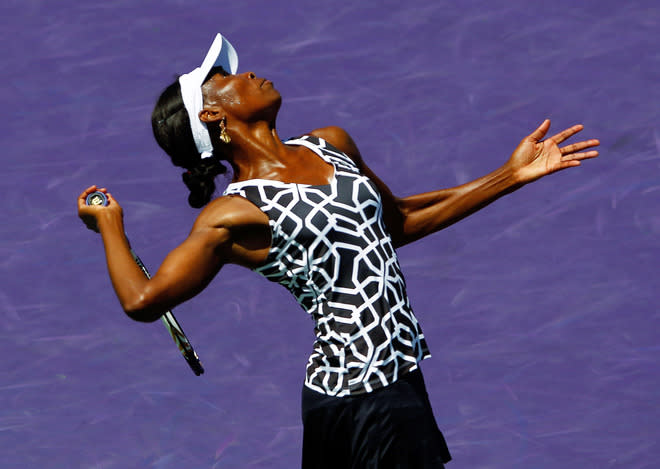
left=223, top=136, right=430, bottom=396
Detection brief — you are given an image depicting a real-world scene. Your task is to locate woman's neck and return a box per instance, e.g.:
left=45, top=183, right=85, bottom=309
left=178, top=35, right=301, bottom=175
left=224, top=120, right=294, bottom=182
left=220, top=120, right=335, bottom=187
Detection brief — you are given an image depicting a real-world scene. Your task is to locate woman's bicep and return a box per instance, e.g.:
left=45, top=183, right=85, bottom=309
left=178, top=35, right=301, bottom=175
left=127, top=226, right=231, bottom=320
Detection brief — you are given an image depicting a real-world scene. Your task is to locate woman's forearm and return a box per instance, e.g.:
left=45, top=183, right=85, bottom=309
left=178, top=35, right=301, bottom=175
left=96, top=213, right=152, bottom=320
left=395, top=163, right=523, bottom=246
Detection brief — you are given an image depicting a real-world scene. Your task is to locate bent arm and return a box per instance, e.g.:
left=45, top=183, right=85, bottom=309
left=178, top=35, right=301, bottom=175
left=97, top=211, right=230, bottom=322
left=79, top=187, right=235, bottom=322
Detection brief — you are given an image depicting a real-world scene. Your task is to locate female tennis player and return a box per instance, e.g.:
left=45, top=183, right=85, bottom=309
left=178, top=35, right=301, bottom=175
left=78, top=34, right=599, bottom=468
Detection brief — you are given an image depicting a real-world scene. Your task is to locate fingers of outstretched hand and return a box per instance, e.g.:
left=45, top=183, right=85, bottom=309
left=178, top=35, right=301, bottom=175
left=549, top=124, right=584, bottom=144
left=562, top=149, right=600, bottom=162
left=560, top=139, right=600, bottom=155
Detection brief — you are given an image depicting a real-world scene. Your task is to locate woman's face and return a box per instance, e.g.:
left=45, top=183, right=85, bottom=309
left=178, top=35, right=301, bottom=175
left=201, top=70, right=282, bottom=123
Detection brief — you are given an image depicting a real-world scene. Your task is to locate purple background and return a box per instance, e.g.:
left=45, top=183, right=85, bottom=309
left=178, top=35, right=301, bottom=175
left=2, top=1, right=658, bottom=467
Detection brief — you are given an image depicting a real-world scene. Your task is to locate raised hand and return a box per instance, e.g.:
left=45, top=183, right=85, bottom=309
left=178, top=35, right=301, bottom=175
left=508, top=119, right=599, bottom=184
left=77, top=185, right=123, bottom=233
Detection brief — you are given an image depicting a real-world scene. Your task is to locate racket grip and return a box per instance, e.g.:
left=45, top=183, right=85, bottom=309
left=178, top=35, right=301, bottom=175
left=85, top=191, right=108, bottom=207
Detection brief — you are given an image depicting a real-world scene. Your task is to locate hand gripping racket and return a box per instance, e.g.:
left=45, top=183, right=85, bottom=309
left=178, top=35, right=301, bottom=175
left=86, top=191, right=204, bottom=375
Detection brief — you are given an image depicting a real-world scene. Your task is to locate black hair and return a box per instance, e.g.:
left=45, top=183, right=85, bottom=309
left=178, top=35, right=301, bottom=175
left=151, top=67, right=228, bottom=208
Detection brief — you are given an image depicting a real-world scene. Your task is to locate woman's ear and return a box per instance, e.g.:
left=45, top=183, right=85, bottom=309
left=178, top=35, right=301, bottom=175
left=199, top=108, right=223, bottom=123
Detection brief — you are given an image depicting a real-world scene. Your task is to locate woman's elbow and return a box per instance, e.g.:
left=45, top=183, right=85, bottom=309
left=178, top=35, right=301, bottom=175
left=384, top=200, right=409, bottom=248
left=122, top=296, right=164, bottom=323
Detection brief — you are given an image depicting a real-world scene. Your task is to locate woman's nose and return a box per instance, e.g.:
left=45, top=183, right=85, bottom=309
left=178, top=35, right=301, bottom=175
left=247, top=72, right=256, bottom=79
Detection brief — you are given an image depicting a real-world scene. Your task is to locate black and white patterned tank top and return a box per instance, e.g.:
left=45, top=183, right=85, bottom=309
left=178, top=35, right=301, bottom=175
left=223, top=136, right=430, bottom=396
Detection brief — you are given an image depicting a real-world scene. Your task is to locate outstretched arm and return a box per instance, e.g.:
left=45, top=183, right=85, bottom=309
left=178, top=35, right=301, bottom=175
left=312, top=121, right=599, bottom=247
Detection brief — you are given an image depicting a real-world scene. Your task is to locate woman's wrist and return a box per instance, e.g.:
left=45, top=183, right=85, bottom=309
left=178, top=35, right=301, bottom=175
left=500, top=160, right=526, bottom=189
left=96, top=210, right=125, bottom=235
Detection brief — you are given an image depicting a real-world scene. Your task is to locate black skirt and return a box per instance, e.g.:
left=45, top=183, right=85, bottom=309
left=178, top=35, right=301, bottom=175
left=301, top=368, right=451, bottom=469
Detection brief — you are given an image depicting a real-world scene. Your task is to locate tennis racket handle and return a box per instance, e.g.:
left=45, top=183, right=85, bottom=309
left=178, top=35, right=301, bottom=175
left=85, top=190, right=204, bottom=375
left=85, top=191, right=108, bottom=207
left=128, top=250, right=205, bottom=375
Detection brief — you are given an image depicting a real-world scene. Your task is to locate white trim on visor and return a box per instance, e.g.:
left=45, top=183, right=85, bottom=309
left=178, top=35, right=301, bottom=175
left=178, top=34, right=239, bottom=159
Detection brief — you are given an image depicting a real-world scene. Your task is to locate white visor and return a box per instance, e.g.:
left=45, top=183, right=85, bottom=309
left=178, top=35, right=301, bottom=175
left=178, top=33, right=239, bottom=159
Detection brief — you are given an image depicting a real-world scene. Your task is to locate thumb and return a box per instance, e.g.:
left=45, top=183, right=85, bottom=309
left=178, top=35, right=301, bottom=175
left=528, top=119, right=550, bottom=142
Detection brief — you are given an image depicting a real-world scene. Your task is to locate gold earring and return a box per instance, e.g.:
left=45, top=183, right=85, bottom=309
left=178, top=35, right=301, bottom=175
left=219, top=117, right=231, bottom=144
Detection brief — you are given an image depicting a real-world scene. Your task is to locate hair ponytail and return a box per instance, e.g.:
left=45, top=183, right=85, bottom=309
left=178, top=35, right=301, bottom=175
left=151, top=77, right=228, bottom=208
left=182, top=157, right=226, bottom=208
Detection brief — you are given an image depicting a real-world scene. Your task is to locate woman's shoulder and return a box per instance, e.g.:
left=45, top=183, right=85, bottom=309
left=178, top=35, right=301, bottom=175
left=190, top=195, right=270, bottom=268
left=308, top=126, right=362, bottom=162
left=194, top=194, right=269, bottom=232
